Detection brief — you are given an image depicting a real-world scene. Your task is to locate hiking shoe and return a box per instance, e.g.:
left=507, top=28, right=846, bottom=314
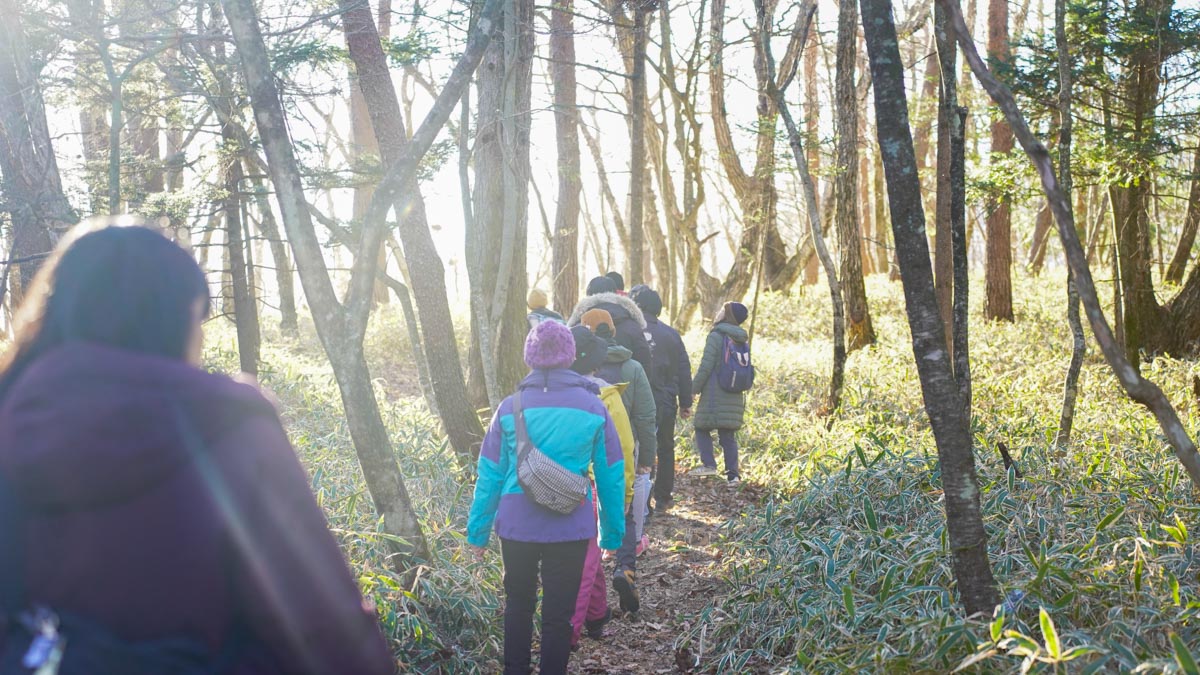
left=584, top=608, right=612, bottom=638
left=728, top=477, right=741, bottom=486
left=636, top=534, right=650, bottom=556
left=613, top=569, right=640, bottom=613
left=690, top=466, right=718, bottom=477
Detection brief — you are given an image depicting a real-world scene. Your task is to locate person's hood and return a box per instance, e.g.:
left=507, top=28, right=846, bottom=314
left=568, top=293, right=647, bottom=330
left=519, top=367, right=601, bottom=395
left=0, top=342, right=275, bottom=512
left=715, top=323, right=749, bottom=343
left=605, top=342, right=634, bottom=363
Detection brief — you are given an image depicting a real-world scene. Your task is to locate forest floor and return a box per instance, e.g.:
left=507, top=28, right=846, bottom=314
left=570, top=473, right=766, bottom=674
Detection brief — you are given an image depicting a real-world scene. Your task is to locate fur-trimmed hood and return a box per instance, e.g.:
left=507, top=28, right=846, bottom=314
left=567, top=292, right=648, bottom=330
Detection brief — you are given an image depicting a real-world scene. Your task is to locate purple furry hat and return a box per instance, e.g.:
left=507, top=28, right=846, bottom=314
left=524, top=320, right=577, bottom=370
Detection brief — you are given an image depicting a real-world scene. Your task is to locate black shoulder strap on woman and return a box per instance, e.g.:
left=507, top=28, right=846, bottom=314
left=513, top=390, right=534, bottom=467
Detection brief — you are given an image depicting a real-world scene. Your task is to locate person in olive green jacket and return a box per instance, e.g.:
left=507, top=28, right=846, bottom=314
left=690, top=302, right=750, bottom=485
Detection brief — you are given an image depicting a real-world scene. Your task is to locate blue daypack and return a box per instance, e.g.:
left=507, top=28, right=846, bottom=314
left=715, top=336, right=755, bottom=393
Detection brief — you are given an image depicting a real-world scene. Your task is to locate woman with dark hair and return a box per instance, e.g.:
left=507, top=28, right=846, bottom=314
left=0, top=223, right=394, bottom=674
left=689, top=302, right=751, bottom=485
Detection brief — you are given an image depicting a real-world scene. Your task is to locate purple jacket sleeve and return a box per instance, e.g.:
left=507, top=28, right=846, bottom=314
left=223, top=414, right=395, bottom=675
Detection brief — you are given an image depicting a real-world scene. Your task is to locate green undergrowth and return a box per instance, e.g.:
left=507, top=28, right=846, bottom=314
left=675, top=274, right=1200, bottom=673
left=203, top=319, right=503, bottom=673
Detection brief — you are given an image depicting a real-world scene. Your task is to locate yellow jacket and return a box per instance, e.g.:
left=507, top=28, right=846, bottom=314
left=598, top=383, right=636, bottom=505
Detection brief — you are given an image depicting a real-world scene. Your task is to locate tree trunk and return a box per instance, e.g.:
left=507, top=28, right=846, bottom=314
left=627, top=4, right=650, bottom=286
left=942, top=0, right=1200, bottom=488
left=338, top=0, right=488, bottom=460
left=709, top=0, right=803, bottom=309
left=0, top=0, right=74, bottom=299
left=934, top=1, right=957, bottom=356
left=951, top=104, right=970, bottom=419
left=469, top=0, right=533, bottom=407
left=550, top=0, right=581, bottom=314
left=985, top=0, right=1014, bottom=321
left=835, top=0, right=875, bottom=351
left=861, top=0, right=999, bottom=616
left=803, top=23, right=822, bottom=286
left=1027, top=202, right=1053, bottom=275
left=1054, top=0, right=1084, bottom=448
left=221, top=0, right=430, bottom=565
left=761, top=0, right=844, bottom=414
left=244, top=166, right=299, bottom=336
left=1165, top=145, right=1200, bottom=285
left=221, top=124, right=260, bottom=376
left=874, top=149, right=892, bottom=274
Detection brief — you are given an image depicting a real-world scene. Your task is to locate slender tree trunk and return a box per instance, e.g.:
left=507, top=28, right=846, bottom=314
left=934, top=1, right=957, bottom=355
left=222, top=125, right=260, bottom=375
left=0, top=0, right=74, bottom=299
left=985, top=0, right=1014, bottom=321
left=803, top=24, right=821, bottom=286
left=221, top=0, right=431, bottom=565
left=761, top=0, right=844, bottom=414
left=1165, top=145, right=1200, bottom=285
left=942, top=0, right=1200, bottom=488
left=469, top=0, right=533, bottom=407
left=628, top=3, right=651, bottom=285
left=550, top=0, right=581, bottom=313
left=244, top=166, right=299, bottom=335
left=874, top=150, right=891, bottom=274
left=1055, top=0, right=1084, bottom=448
left=1027, top=202, right=1053, bottom=274
left=835, top=0, right=875, bottom=351
left=951, top=104, right=970, bottom=419
left=862, top=0, right=999, bottom=616
left=338, top=0, right=488, bottom=460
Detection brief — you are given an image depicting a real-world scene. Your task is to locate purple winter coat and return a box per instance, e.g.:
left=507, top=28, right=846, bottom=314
left=0, top=343, right=394, bottom=675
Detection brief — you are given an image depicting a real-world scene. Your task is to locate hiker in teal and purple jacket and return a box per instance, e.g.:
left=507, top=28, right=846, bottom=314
left=467, top=320, right=626, bottom=675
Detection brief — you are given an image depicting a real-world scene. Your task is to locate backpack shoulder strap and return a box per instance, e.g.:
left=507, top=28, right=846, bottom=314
left=0, top=470, right=25, bottom=613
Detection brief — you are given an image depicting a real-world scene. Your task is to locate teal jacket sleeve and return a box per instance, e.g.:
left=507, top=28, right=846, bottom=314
left=466, top=406, right=509, bottom=547
left=630, top=364, right=658, bottom=466
left=692, top=331, right=721, bottom=391
left=593, top=413, right=626, bottom=550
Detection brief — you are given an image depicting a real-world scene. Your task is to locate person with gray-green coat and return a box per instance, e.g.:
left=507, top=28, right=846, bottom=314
left=690, top=302, right=750, bottom=484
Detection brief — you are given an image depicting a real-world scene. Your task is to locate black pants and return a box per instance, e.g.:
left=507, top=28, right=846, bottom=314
left=501, top=538, right=588, bottom=675
left=653, top=403, right=678, bottom=502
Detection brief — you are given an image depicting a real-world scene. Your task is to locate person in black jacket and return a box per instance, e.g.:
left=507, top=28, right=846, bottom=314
left=629, top=286, right=693, bottom=511
left=568, top=277, right=653, bottom=375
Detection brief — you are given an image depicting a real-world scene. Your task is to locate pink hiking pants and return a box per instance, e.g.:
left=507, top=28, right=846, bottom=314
left=570, top=506, right=608, bottom=645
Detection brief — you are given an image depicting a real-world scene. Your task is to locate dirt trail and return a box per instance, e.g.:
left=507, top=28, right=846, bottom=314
left=569, top=474, right=763, bottom=674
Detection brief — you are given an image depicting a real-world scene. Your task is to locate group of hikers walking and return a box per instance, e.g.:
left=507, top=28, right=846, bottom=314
left=0, top=221, right=755, bottom=674
left=470, top=272, right=757, bottom=674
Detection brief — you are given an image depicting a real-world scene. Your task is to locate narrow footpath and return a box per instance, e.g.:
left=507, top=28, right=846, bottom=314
left=570, top=474, right=763, bottom=674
